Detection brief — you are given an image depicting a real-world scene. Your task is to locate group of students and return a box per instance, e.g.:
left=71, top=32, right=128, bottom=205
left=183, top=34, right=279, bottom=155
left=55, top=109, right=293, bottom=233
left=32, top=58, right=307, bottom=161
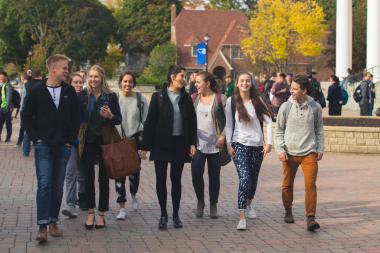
left=23, top=54, right=324, bottom=243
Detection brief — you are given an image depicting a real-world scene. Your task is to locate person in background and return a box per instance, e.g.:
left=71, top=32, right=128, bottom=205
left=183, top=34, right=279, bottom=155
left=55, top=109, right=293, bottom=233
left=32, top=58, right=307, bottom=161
left=369, top=73, right=376, bottom=116
left=61, top=72, right=86, bottom=218
left=187, top=72, right=198, bottom=95
left=271, top=73, right=290, bottom=114
left=286, top=73, right=293, bottom=88
left=264, top=72, right=276, bottom=102
left=20, top=71, right=44, bottom=156
left=326, top=75, right=343, bottom=116
left=358, top=72, right=373, bottom=116
left=16, top=73, right=29, bottom=146
left=0, top=70, right=13, bottom=142
left=141, top=65, right=197, bottom=230
left=225, top=74, right=235, bottom=98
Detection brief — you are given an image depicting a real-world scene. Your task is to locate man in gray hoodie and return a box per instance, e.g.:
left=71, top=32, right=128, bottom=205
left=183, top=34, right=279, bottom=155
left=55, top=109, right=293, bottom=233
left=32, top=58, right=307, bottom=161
left=275, top=75, right=324, bottom=232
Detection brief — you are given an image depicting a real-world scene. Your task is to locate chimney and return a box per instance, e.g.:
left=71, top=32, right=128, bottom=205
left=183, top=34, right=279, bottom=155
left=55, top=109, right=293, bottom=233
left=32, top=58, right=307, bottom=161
left=171, top=4, right=177, bottom=43
left=171, top=4, right=176, bottom=25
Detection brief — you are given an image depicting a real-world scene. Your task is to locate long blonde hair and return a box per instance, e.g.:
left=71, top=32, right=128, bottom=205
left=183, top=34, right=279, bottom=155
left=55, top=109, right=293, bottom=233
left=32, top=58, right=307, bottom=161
left=87, top=65, right=112, bottom=94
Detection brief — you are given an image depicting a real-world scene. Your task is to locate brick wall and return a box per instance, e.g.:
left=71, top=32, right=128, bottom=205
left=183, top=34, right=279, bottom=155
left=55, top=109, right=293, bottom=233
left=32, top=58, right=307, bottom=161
left=324, top=126, right=380, bottom=154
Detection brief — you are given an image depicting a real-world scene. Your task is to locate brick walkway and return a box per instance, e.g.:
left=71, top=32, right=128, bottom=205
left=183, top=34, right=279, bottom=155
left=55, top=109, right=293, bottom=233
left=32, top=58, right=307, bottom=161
left=0, top=119, right=379, bottom=253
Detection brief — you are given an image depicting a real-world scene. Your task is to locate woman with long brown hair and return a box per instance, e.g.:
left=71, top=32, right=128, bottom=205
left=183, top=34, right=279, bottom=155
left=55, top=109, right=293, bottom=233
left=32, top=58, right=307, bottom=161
left=225, top=72, right=273, bottom=230
left=191, top=71, right=227, bottom=219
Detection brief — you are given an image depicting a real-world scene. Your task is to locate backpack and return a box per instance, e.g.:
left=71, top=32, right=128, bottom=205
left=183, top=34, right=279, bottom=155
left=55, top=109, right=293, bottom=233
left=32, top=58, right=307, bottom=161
left=341, top=86, right=349, bottom=105
left=309, top=79, right=326, bottom=108
left=12, top=88, right=21, bottom=109
left=353, top=85, right=362, bottom=103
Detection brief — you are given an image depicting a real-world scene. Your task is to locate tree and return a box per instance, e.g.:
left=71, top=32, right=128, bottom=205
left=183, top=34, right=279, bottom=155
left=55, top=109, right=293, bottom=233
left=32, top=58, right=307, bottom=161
left=182, top=0, right=210, bottom=10
left=103, top=0, right=123, bottom=13
left=99, top=42, right=124, bottom=78
left=209, top=0, right=257, bottom=14
left=137, top=42, right=176, bottom=86
left=115, top=0, right=181, bottom=55
left=241, top=0, right=327, bottom=72
left=0, top=0, right=116, bottom=67
left=48, top=0, right=116, bottom=66
left=24, top=44, right=48, bottom=76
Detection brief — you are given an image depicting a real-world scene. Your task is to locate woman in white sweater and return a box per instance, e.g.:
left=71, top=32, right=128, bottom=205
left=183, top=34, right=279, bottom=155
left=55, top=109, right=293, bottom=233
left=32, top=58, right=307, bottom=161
left=225, top=72, right=273, bottom=230
left=115, top=71, right=148, bottom=220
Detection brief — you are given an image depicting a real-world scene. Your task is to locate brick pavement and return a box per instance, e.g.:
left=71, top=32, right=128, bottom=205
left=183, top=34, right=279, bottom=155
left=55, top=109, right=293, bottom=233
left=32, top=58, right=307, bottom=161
left=0, top=119, right=379, bottom=253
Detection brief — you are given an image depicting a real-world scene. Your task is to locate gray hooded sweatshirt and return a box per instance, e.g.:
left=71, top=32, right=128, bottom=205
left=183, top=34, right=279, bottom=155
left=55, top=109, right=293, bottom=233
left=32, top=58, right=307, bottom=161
left=275, top=95, right=324, bottom=156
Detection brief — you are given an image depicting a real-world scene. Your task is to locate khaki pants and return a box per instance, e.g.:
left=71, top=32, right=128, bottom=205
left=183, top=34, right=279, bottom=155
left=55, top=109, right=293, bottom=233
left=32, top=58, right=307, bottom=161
left=281, top=152, right=318, bottom=217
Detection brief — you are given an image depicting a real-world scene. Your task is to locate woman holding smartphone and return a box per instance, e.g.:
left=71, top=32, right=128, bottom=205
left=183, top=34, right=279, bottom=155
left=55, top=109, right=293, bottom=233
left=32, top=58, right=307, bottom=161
left=79, top=65, right=122, bottom=229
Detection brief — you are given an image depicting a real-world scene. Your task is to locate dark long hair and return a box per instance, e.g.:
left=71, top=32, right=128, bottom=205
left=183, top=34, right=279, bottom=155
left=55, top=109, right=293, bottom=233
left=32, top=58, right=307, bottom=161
left=196, top=71, right=219, bottom=93
left=234, top=72, right=272, bottom=123
left=330, top=75, right=340, bottom=86
left=164, top=64, right=185, bottom=88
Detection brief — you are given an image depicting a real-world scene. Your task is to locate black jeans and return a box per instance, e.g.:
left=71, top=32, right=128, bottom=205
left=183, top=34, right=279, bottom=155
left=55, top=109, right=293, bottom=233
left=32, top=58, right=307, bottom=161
left=191, top=150, right=221, bottom=204
left=0, top=109, right=12, bottom=140
left=328, top=105, right=342, bottom=116
left=154, top=160, right=184, bottom=218
left=82, top=137, right=109, bottom=212
left=115, top=172, right=140, bottom=203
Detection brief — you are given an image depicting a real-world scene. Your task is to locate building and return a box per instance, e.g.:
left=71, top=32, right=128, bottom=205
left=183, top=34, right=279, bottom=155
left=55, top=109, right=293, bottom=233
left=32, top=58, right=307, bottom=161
left=170, top=6, right=332, bottom=81
left=170, top=6, right=253, bottom=80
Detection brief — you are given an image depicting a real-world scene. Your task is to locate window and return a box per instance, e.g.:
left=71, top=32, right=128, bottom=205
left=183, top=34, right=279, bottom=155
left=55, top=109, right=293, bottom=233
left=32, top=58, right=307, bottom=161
left=191, top=46, right=197, bottom=57
left=232, top=46, right=242, bottom=59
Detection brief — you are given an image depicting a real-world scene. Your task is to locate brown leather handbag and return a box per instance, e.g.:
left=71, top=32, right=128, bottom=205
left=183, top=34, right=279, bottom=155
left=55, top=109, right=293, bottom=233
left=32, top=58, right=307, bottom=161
left=101, top=126, right=140, bottom=179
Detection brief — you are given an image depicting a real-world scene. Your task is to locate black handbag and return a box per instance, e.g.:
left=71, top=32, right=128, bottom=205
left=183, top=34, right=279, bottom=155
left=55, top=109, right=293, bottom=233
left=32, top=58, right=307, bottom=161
left=219, top=143, right=231, bottom=166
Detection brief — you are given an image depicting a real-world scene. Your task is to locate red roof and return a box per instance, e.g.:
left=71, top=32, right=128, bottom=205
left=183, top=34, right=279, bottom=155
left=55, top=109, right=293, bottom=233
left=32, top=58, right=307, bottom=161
left=172, top=9, right=249, bottom=69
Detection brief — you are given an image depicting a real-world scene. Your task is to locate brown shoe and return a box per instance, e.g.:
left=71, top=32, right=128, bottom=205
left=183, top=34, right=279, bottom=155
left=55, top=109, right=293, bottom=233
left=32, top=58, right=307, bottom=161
left=284, top=208, right=295, bottom=223
left=35, top=227, right=47, bottom=242
left=48, top=223, right=62, bottom=237
left=307, top=216, right=320, bottom=231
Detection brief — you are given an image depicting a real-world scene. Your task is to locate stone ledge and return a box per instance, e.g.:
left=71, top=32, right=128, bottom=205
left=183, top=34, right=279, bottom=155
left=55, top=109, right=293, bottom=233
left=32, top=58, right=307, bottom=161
left=324, top=126, right=380, bottom=133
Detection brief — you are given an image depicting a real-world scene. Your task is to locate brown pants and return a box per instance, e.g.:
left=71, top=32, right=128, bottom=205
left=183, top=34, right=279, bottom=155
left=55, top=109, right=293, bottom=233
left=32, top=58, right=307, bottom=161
left=281, top=152, right=318, bottom=217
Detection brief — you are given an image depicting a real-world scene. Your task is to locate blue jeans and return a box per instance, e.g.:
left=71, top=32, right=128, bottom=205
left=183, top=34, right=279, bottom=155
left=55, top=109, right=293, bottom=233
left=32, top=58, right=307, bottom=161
left=64, top=146, right=78, bottom=208
left=22, top=132, right=31, bottom=156
left=34, top=142, right=71, bottom=225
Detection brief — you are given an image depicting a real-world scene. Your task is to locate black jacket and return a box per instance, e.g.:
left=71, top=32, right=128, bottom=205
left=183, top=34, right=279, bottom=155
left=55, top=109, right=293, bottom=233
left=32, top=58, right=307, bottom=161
left=22, top=80, right=80, bottom=146
left=141, top=88, right=197, bottom=153
left=327, top=83, right=343, bottom=107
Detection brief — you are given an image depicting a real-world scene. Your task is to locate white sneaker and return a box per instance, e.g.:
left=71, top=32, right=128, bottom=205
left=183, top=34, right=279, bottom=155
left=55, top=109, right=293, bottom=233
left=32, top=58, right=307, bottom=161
left=61, top=207, right=78, bottom=218
left=132, top=197, right=139, bottom=211
left=246, top=206, right=257, bottom=219
left=116, top=208, right=127, bottom=220
left=236, top=219, right=247, bottom=230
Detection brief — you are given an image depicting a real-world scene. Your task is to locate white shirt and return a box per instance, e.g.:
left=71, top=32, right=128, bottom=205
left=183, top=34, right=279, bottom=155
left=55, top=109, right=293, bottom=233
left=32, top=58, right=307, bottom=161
left=225, top=97, right=273, bottom=146
left=47, top=86, right=62, bottom=109
left=196, top=102, right=218, bottom=154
